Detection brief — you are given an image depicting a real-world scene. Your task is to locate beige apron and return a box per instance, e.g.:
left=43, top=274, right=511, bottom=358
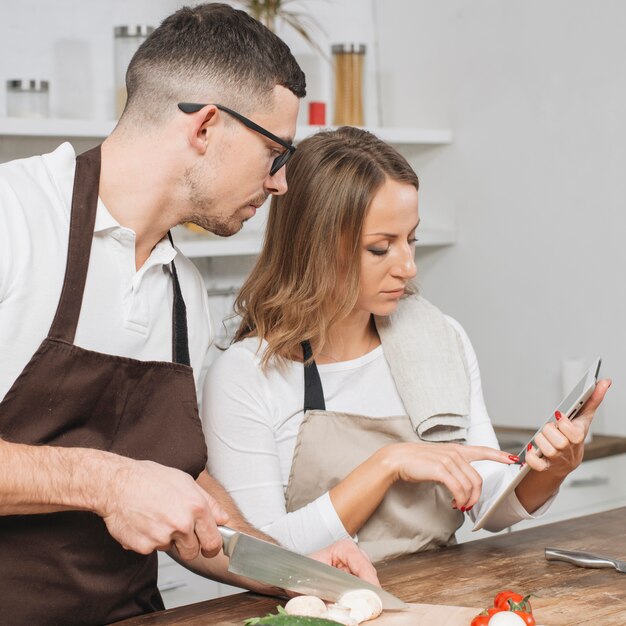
left=284, top=297, right=469, bottom=563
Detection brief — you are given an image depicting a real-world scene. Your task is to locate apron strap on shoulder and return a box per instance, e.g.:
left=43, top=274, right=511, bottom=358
left=48, top=146, right=101, bottom=343
left=301, top=340, right=326, bottom=412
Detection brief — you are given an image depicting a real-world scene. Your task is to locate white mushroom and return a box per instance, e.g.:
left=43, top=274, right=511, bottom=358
left=284, top=595, right=328, bottom=618
left=325, top=603, right=359, bottom=626
left=487, top=612, right=527, bottom=625
left=338, top=589, right=383, bottom=622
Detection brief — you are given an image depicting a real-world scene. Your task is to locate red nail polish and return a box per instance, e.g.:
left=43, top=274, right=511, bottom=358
left=527, top=443, right=533, bottom=451
left=509, top=455, right=520, bottom=463
left=460, top=506, right=466, bottom=512
left=467, top=506, right=473, bottom=511
left=555, top=410, right=562, bottom=420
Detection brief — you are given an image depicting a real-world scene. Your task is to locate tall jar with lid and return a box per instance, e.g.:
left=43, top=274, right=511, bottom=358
left=6, top=80, right=49, bottom=118
left=332, top=43, right=366, bottom=126
left=114, top=25, right=154, bottom=118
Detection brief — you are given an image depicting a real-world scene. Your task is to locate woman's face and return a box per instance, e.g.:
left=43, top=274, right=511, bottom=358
left=355, top=178, right=419, bottom=317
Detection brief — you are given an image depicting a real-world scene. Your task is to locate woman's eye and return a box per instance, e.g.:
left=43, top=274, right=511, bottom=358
left=408, top=237, right=419, bottom=245
left=368, top=247, right=389, bottom=256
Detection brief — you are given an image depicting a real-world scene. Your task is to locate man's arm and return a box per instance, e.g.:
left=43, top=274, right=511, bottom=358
left=196, top=470, right=275, bottom=540
left=0, top=438, right=117, bottom=515
left=178, top=472, right=380, bottom=590
left=0, top=438, right=227, bottom=558
left=178, top=471, right=287, bottom=592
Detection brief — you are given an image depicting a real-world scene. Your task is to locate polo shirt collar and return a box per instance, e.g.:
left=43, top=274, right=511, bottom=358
left=95, top=198, right=177, bottom=266
left=45, top=142, right=178, bottom=267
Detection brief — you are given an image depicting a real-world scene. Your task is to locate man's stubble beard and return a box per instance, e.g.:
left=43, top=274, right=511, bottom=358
left=182, top=163, right=244, bottom=237
left=187, top=212, right=244, bottom=237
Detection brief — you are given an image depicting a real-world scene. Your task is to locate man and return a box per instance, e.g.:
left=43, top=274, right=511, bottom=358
left=0, top=4, right=376, bottom=624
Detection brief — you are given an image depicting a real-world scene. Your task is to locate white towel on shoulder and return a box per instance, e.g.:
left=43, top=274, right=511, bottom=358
left=375, top=295, right=470, bottom=442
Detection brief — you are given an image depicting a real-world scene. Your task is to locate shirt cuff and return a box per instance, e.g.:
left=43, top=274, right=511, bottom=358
left=472, top=464, right=558, bottom=531
left=508, top=486, right=558, bottom=519
left=315, top=491, right=353, bottom=543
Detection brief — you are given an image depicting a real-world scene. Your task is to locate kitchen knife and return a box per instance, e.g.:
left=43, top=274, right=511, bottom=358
left=545, top=547, right=626, bottom=573
left=218, top=526, right=407, bottom=610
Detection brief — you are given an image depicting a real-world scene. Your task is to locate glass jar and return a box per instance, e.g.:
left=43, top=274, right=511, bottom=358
left=114, top=25, right=154, bottom=118
left=6, top=80, right=49, bottom=118
left=331, top=43, right=366, bottom=126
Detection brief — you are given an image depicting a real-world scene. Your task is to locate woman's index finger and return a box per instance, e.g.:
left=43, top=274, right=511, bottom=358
left=463, top=445, right=518, bottom=464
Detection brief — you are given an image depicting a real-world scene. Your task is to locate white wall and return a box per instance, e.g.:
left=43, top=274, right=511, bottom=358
left=1, top=0, right=624, bottom=434
left=374, top=1, right=626, bottom=435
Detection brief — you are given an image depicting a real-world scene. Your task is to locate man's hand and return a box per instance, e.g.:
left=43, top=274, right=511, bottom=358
left=100, top=459, right=229, bottom=560
left=0, top=441, right=228, bottom=560
left=308, top=539, right=379, bottom=586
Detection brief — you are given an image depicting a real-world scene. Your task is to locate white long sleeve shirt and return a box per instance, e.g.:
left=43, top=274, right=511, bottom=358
left=202, top=317, right=552, bottom=554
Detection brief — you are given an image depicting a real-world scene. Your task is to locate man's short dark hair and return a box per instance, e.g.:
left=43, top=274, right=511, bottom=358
left=123, top=3, right=306, bottom=123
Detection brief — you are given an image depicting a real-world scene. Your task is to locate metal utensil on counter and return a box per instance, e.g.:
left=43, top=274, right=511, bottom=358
left=218, top=526, right=407, bottom=609
left=545, top=547, right=626, bottom=573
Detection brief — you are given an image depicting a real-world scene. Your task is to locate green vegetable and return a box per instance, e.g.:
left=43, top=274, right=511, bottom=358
left=243, top=605, right=342, bottom=625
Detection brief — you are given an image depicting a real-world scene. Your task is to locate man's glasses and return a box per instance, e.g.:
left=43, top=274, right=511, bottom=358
left=178, top=102, right=296, bottom=176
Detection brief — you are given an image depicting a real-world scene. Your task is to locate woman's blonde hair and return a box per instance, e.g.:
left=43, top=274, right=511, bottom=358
left=234, top=126, right=419, bottom=365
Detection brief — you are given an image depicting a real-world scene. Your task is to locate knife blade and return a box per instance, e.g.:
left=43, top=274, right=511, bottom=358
left=545, top=547, right=626, bottom=573
left=218, top=526, right=407, bottom=610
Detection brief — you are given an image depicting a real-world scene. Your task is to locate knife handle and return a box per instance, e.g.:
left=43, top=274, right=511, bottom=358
left=545, top=547, right=616, bottom=569
left=218, top=526, right=239, bottom=558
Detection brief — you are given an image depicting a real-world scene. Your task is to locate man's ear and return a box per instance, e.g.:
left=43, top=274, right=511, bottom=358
left=186, top=105, right=219, bottom=155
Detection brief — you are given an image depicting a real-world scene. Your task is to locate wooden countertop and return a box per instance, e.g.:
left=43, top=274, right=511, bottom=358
left=116, top=507, right=626, bottom=625
left=494, top=426, right=626, bottom=461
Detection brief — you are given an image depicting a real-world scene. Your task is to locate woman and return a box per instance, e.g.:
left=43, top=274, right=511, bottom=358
left=202, top=127, right=609, bottom=562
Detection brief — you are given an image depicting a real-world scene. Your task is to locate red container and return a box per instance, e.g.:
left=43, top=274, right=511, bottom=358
left=308, top=101, right=326, bottom=125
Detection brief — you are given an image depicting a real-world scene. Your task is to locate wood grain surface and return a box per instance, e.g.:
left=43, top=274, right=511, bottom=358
left=115, top=507, right=626, bottom=626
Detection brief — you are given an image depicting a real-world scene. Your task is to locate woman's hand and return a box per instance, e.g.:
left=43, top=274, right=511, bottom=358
left=525, top=379, right=611, bottom=477
left=308, top=539, right=380, bottom=586
left=379, top=442, right=517, bottom=512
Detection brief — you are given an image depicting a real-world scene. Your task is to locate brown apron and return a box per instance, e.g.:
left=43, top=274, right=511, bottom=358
left=0, top=146, right=208, bottom=625
left=284, top=341, right=463, bottom=563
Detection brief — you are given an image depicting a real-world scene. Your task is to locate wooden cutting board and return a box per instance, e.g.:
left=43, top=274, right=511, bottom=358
left=211, top=603, right=480, bottom=626
left=367, top=602, right=480, bottom=625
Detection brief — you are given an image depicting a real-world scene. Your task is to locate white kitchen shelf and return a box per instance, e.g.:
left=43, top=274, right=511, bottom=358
left=1, top=117, right=455, bottom=258
left=0, top=117, right=116, bottom=138
left=175, top=231, right=263, bottom=258
left=0, top=117, right=452, bottom=145
left=175, top=227, right=456, bottom=258
left=298, top=125, right=452, bottom=145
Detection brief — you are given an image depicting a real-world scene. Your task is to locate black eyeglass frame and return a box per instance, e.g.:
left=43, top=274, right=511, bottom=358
left=178, top=102, right=296, bottom=176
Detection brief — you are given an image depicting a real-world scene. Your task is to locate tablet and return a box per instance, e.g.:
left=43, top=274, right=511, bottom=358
left=472, top=357, right=602, bottom=532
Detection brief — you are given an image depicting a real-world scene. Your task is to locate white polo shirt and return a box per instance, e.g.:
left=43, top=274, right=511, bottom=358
left=0, top=143, right=212, bottom=403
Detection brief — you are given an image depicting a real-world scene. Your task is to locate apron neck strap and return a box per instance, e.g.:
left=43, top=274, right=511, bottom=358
left=167, top=232, right=190, bottom=366
left=48, top=146, right=101, bottom=344
left=301, top=340, right=326, bottom=411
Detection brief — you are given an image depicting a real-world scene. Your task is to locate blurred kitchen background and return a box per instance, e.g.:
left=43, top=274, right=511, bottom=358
left=2, top=0, right=626, bottom=605
left=3, top=0, right=622, bottom=435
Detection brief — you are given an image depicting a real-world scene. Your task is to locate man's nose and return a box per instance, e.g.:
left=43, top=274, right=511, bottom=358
left=265, top=166, right=288, bottom=196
